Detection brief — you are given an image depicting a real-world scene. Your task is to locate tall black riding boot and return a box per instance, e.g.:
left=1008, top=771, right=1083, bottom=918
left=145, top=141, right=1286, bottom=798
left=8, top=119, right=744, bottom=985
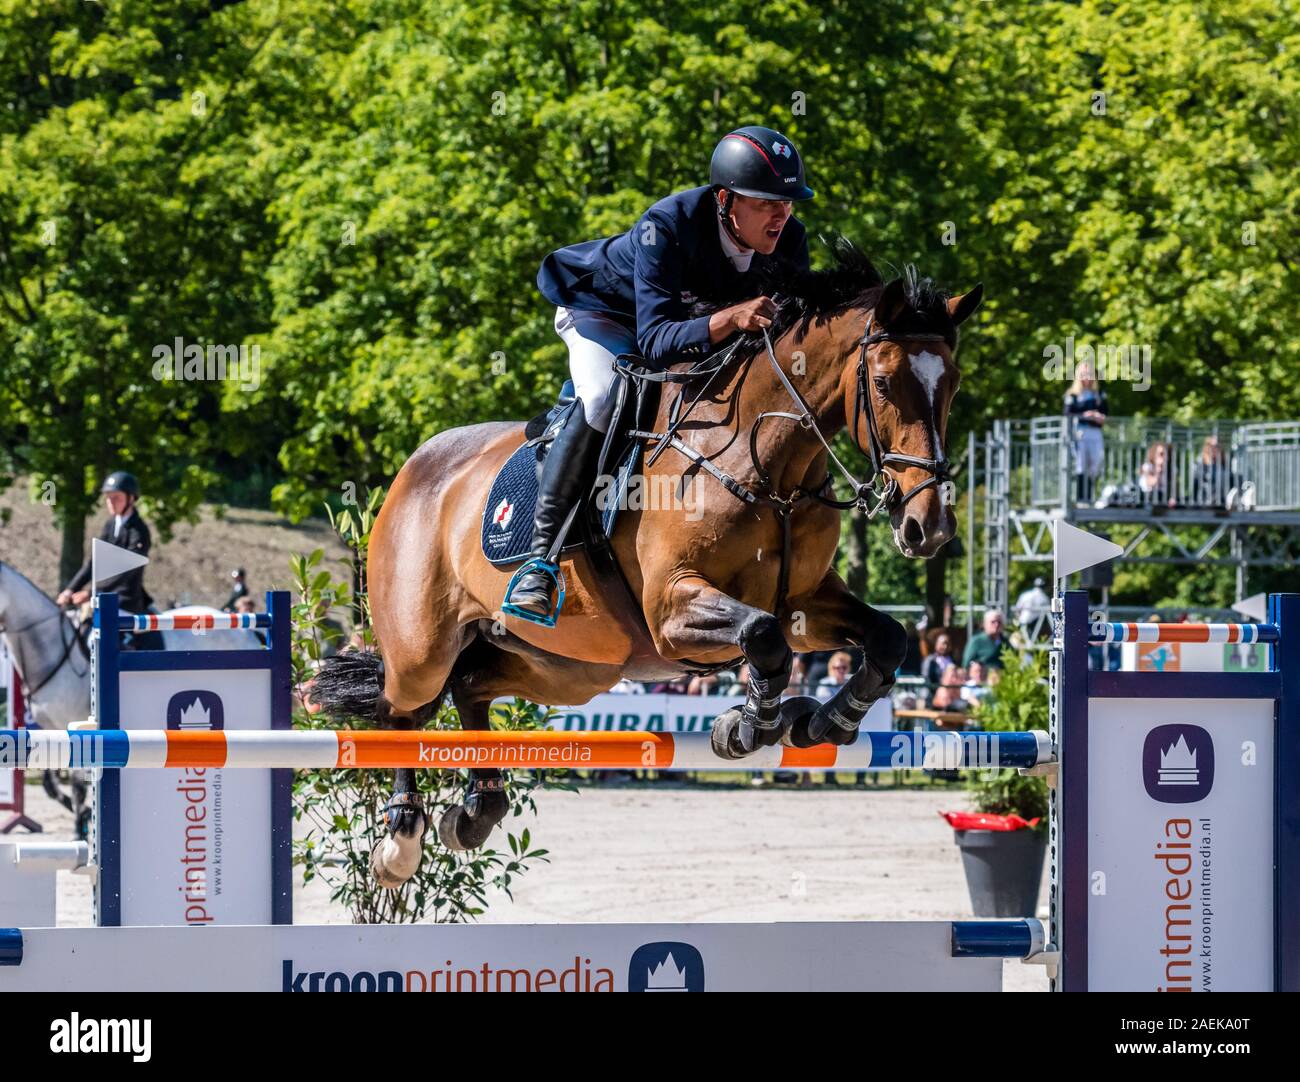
left=504, top=402, right=605, bottom=620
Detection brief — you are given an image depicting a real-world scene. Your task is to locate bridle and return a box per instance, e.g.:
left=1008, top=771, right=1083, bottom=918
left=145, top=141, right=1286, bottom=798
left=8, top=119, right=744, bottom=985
left=0, top=608, right=88, bottom=699
left=847, top=314, right=954, bottom=517
left=0, top=561, right=90, bottom=697
left=754, top=312, right=953, bottom=519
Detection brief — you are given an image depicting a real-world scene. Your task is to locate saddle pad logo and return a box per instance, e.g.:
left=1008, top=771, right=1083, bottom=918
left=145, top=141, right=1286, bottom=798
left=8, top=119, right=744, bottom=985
left=1142, top=724, right=1214, bottom=803
left=166, top=689, right=224, bottom=731
left=492, top=498, right=514, bottom=530
left=628, top=942, right=704, bottom=992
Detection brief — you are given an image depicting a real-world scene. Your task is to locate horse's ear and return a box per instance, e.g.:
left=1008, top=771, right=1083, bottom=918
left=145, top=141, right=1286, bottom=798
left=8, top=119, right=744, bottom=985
left=947, top=284, right=984, bottom=326
left=874, top=278, right=909, bottom=326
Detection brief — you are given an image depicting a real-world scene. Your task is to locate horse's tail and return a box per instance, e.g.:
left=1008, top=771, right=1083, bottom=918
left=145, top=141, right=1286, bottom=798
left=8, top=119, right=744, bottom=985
left=310, top=649, right=386, bottom=721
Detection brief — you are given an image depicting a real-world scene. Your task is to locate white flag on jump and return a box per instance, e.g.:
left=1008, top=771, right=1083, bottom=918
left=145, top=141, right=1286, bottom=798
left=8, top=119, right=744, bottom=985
left=92, top=538, right=149, bottom=591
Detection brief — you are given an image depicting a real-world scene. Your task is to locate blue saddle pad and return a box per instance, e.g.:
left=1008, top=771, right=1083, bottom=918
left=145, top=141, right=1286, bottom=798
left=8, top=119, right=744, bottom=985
left=481, top=437, right=641, bottom=566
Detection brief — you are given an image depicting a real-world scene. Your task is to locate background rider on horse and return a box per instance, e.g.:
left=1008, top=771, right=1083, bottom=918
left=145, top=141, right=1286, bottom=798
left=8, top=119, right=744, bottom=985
left=56, top=470, right=161, bottom=650
left=505, top=125, right=816, bottom=621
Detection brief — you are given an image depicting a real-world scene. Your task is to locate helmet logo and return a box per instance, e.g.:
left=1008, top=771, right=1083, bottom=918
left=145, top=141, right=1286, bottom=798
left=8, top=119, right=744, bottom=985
left=771, top=141, right=792, bottom=158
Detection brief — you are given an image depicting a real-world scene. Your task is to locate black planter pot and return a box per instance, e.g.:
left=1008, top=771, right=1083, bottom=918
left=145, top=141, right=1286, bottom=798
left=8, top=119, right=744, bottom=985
left=954, top=828, right=1048, bottom=917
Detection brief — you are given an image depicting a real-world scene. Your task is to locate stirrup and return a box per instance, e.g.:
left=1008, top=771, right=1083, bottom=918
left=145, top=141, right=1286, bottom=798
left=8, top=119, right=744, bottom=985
left=501, top=558, right=566, bottom=627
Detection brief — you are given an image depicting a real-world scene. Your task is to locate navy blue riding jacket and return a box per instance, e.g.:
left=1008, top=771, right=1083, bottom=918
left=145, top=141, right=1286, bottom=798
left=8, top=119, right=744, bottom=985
left=537, top=186, right=809, bottom=367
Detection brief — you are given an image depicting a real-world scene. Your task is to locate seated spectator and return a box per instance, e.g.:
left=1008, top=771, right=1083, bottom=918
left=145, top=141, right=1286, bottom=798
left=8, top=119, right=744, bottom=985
left=921, top=632, right=956, bottom=691
left=815, top=651, right=853, bottom=703
left=609, top=677, right=645, bottom=694
left=801, top=649, right=832, bottom=689
left=688, top=673, right=720, bottom=695
left=1194, top=435, right=1229, bottom=507
left=963, top=610, right=1007, bottom=671
left=930, top=666, right=969, bottom=712
left=1137, top=441, right=1177, bottom=508
left=961, top=661, right=992, bottom=708
left=650, top=676, right=691, bottom=694
left=714, top=664, right=747, bottom=696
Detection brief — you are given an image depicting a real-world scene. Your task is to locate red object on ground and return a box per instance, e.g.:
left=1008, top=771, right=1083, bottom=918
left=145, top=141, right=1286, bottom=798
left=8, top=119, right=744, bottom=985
left=940, top=811, right=1041, bottom=832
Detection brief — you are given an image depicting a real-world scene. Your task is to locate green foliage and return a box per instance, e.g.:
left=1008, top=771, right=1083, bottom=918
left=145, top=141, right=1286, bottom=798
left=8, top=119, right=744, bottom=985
left=966, top=649, right=1050, bottom=822
left=1, top=0, right=1295, bottom=593
left=288, top=494, right=550, bottom=924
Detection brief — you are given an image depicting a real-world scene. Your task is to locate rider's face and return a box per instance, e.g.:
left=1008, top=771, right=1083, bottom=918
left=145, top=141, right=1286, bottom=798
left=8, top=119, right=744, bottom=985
left=723, top=192, right=793, bottom=254
left=105, top=491, right=131, bottom=516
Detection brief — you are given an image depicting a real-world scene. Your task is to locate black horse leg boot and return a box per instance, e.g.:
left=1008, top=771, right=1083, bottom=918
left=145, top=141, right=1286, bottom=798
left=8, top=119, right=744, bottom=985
left=503, top=402, right=604, bottom=623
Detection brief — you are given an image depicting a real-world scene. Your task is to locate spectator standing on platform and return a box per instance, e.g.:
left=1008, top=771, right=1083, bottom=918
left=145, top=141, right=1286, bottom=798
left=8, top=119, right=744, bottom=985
left=1064, top=362, right=1108, bottom=504
left=963, top=610, right=1007, bottom=671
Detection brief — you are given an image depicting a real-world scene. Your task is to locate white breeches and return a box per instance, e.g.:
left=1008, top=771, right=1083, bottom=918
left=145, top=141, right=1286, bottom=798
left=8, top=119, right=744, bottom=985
left=555, top=306, right=639, bottom=433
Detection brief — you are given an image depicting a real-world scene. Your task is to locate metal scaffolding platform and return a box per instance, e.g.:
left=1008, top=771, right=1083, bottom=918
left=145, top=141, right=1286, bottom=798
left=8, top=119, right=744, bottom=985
left=967, top=416, right=1300, bottom=620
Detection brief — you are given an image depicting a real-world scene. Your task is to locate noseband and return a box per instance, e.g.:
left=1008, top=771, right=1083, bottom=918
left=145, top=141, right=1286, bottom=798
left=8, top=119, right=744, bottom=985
left=850, top=314, right=953, bottom=518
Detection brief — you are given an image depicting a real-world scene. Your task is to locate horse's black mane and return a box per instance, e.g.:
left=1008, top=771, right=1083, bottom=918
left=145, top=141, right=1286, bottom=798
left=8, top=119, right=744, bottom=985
left=693, top=236, right=958, bottom=357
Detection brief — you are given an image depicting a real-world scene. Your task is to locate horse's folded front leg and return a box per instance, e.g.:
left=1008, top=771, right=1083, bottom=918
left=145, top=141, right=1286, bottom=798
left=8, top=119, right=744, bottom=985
left=651, top=577, right=793, bottom=760
left=787, top=656, right=895, bottom=748
left=781, top=571, right=908, bottom=748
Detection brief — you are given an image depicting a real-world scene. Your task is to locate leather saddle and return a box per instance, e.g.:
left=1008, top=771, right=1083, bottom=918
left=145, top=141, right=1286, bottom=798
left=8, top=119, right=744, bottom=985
left=480, top=359, right=662, bottom=568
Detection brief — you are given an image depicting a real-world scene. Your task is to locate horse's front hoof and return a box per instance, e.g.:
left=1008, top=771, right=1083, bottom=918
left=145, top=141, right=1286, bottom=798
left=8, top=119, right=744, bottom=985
left=778, top=696, right=823, bottom=748
left=369, top=830, right=424, bottom=889
left=786, top=702, right=861, bottom=748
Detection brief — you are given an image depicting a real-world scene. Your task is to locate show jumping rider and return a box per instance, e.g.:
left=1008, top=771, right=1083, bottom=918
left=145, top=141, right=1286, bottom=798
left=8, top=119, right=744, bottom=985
left=57, top=470, right=161, bottom=649
left=506, top=125, right=815, bottom=620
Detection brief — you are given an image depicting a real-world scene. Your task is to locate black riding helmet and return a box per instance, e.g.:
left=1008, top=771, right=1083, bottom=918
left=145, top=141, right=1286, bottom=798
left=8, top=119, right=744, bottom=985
left=709, top=126, right=815, bottom=201
left=100, top=470, right=140, bottom=497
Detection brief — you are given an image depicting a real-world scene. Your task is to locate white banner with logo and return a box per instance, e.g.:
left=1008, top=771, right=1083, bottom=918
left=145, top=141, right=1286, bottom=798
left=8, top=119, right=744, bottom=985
left=0, top=920, right=1000, bottom=992
left=1087, top=696, right=1274, bottom=991
left=541, top=692, right=892, bottom=734
left=117, top=667, right=275, bottom=925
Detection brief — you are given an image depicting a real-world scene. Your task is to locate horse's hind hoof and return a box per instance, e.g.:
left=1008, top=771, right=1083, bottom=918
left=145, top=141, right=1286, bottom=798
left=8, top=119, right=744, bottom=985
left=437, top=790, right=509, bottom=852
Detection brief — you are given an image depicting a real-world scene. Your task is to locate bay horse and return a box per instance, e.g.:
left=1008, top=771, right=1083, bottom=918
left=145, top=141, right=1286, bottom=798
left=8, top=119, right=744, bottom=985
left=312, top=246, right=982, bottom=888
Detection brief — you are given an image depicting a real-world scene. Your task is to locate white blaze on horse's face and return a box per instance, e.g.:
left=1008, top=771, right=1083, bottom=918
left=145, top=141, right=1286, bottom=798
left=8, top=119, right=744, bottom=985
left=910, top=351, right=948, bottom=459
left=869, top=342, right=960, bottom=560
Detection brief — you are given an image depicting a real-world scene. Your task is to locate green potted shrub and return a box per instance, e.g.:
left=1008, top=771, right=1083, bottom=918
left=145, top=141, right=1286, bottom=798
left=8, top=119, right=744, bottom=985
left=946, top=649, right=1050, bottom=917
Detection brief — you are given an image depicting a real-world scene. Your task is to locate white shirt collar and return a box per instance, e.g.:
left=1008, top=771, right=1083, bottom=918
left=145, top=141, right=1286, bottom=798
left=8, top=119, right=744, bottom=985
left=717, top=219, right=755, bottom=272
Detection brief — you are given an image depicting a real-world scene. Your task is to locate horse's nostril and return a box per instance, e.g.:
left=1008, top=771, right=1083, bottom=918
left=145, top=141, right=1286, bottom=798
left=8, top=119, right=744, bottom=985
left=902, top=515, right=927, bottom=549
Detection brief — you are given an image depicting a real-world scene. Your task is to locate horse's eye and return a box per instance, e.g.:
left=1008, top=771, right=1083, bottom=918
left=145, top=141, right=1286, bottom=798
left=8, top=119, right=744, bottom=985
left=873, top=376, right=888, bottom=394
